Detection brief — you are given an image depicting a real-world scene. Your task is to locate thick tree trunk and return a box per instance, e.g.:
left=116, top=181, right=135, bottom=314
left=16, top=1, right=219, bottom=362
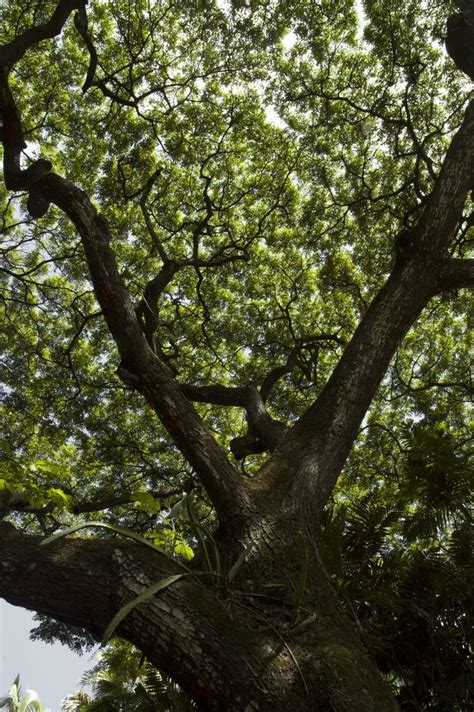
left=0, top=520, right=398, bottom=711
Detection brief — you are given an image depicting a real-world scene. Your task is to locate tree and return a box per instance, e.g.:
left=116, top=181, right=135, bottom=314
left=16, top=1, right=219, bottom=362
left=0, top=676, right=45, bottom=712
left=0, top=0, right=473, bottom=709
left=62, top=639, right=197, bottom=711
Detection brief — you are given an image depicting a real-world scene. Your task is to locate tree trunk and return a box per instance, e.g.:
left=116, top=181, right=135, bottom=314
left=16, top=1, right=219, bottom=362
left=0, top=520, right=398, bottom=711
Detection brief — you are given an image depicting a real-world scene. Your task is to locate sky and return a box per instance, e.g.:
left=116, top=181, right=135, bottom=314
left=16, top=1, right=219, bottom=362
left=0, top=601, right=97, bottom=711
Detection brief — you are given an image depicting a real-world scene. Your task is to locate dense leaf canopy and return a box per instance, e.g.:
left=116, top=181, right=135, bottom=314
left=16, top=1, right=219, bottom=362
left=0, top=0, right=473, bottom=709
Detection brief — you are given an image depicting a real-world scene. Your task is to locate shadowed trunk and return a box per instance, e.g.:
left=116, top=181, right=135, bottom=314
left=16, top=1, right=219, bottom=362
left=0, top=520, right=398, bottom=711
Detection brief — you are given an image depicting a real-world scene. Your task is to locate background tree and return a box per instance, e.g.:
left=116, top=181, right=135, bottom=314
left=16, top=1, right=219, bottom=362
left=0, top=0, right=472, bottom=710
left=61, top=640, right=197, bottom=711
left=0, top=676, right=45, bottom=712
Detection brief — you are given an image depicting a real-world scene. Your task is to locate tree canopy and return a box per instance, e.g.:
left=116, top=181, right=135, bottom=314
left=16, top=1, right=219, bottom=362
left=0, top=1, right=473, bottom=710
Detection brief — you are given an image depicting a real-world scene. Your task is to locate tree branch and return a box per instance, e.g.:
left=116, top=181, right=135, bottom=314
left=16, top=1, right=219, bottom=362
left=0, top=523, right=276, bottom=709
left=73, top=4, right=97, bottom=92
left=0, top=0, right=85, bottom=69
left=0, top=483, right=195, bottom=519
left=437, top=258, right=474, bottom=291
left=259, top=335, right=344, bottom=402
left=179, top=334, right=342, bottom=460
left=414, top=100, right=474, bottom=255
left=135, top=261, right=179, bottom=352
left=268, top=100, right=474, bottom=524
left=180, top=382, right=288, bottom=457
left=0, top=57, right=250, bottom=527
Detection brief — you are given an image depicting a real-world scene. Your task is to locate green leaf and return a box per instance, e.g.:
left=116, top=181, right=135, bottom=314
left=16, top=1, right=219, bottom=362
left=227, top=545, right=251, bottom=583
left=102, top=574, right=184, bottom=645
left=34, top=460, right=63, bottom=475
left=46, top=487, right=73, bottom=510
left=40, top=522, right=190, bottom=571
left=173, top=541, right=195, bottom=561
left=186, top=498, right=220, bottom=577
left=132, top=490, right=161, bottom=513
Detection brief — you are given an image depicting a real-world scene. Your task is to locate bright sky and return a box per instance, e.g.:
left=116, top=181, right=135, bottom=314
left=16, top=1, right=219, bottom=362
left=0, top=601, right=97, bottom=711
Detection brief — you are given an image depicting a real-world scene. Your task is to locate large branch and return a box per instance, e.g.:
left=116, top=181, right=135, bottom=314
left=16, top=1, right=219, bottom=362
left=180, top=382, right=287, bottom=456
left=0, top=0, right=85, bottom=68
left=0, top=523, right=277, bottom=709
left=0, top=523, right=399, bottom=711
left=39, top=174, right=250, bottom=524
left=269, top=100, right=474, bottom=523
left=179, top=336, right=341, bottom=459
left=438, top=257, right=474, bottom=291
left=0, top=61, right=249, bottom=528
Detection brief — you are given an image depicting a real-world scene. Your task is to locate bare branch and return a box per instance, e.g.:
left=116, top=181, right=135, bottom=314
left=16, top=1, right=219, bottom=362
left=179, top=334, right=344, bottom=460
left=180, top=382, right=288, bottom=457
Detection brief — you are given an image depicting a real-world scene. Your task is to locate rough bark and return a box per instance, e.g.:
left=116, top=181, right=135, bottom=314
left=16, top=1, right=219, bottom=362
left=0, top=522, right=398, bottom=711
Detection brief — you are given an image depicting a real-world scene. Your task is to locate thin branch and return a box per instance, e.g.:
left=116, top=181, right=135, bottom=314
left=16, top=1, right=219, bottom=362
left=2, top=482, right=195, bottom=519
left=135, top=261, right=179, bottom=352
left=72, top=482, right=194, bottom=514
left=139, top=169, right=169, bottom=261
left=260, top=335, right=344, bottom=403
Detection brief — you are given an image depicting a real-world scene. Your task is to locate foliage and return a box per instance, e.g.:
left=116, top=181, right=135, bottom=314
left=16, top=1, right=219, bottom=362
left=61, top=640, right=197, bottom=712
left=320, top=416, right=474, bottom=710
left=0, top=0, right=473, bottom=709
